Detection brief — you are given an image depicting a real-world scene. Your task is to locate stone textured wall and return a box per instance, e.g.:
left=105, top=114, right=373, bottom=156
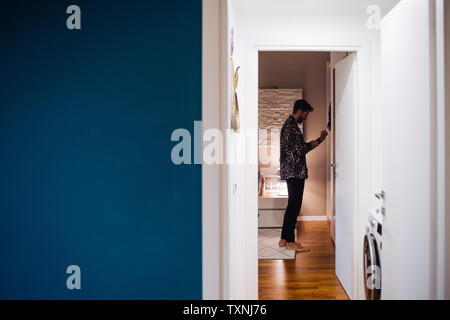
left=258, top=89, right=302, bottom=169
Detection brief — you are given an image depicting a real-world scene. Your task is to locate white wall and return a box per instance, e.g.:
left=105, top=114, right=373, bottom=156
left=225, top=0, right=259, bottom=300
left=230, top=5, right=383, bottom=300
left=202, top=0, right=229, bottom=300
left=433, top=0, right=448, bottom=300
left=379, top=0, right=447, bottom=299
left=444, top=0, right=450, bottom=299
left=202, top=0, right=223, bottom=300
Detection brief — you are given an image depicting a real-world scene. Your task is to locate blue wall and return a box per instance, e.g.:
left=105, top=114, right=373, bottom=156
left=0, top=0, right=202, bottom=299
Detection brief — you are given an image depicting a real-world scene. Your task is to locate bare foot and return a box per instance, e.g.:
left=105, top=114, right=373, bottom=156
left=285, top=242, right=310, bottom=252
left=279, top=239, right=286, bottom=247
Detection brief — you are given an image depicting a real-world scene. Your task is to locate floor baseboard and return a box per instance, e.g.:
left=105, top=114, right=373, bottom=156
left=297, top=215, right=329, bottom=221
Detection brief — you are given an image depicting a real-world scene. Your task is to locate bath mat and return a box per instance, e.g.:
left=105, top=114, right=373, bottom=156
left=258, top=228, right=295, bottom=260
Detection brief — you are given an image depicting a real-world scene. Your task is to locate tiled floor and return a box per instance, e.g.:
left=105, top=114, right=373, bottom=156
left=258, top=228, right=295, bottom=260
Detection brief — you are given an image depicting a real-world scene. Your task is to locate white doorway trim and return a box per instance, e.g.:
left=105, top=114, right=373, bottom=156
left=202, top=0, right=228, bottom=300
left=243, top=41, right=373, bottom=300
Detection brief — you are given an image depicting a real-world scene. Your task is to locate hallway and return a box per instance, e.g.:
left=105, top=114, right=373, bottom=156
left=258, top=221, right=349, bottom=300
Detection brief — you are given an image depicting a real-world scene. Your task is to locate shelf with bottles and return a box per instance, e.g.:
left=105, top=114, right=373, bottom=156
left=258, top=173, right=288, bottom=197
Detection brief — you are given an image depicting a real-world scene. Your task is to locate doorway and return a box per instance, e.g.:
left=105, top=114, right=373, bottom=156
left=256, top=50, right=357, bottom=299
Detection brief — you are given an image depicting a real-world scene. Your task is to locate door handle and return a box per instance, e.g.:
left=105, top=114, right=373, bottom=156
left=331, top=163, right=336, bottom=178
left=375, top=191, right=385, bottom=216
left=375, top=191, right=384, bottom=200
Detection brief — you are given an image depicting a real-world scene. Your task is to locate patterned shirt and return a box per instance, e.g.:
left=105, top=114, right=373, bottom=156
left=279, top=115, right=313, bottom=180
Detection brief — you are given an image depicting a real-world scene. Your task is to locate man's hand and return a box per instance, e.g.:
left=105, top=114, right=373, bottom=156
left=310, top=130, right=328, bottom=149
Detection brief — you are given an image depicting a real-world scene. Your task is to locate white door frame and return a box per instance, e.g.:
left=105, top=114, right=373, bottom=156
left=202, top=0, right=229, bottom=300
left=250, top=43, right=367, bottom=300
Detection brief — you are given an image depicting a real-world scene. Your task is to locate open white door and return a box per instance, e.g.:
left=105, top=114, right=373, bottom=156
left=380, top=0, right=437, bottom=299
left=334, top=53, right=357, bottom=299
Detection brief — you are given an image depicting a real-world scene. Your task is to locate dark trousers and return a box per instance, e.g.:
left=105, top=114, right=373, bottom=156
left=281, top=178, right=305, bottom=242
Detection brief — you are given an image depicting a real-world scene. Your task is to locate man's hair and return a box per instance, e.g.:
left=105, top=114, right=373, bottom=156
left=293, top=99, right=314, bottom=114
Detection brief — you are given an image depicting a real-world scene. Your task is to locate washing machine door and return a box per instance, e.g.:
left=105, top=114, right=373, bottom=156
left=363, top=233, right=381, bottom=300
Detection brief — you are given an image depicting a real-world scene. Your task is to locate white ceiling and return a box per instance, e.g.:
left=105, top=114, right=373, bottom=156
left=234, top=0, right=401, bottom=16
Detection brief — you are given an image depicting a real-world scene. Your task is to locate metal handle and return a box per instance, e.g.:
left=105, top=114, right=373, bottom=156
left=375, top=191, right=384, bottom=200
left=375, top=191, right=385, bottom=216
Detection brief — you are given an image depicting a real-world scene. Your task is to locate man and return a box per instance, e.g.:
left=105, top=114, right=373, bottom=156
left=279, top=99, right=328, bottom=252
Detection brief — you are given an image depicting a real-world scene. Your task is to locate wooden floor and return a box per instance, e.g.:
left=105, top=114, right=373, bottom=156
left=258, top=221, right=349, bottom=300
